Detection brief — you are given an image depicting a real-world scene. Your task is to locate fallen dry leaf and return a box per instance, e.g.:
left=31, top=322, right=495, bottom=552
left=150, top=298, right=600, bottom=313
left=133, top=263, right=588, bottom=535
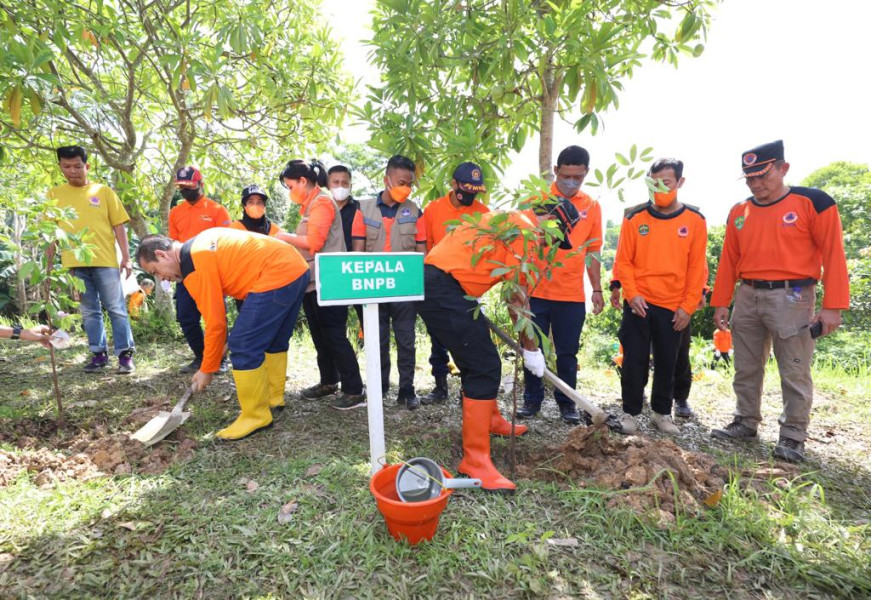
left=305, top=464, right=323, bottom=477
left=277, top=500, right=299, bottom=524
left=703, top=489, right=723, bottom=508
left=246, top=480, right=259, bottom=493
left=546, top=538, right=579, bottom=547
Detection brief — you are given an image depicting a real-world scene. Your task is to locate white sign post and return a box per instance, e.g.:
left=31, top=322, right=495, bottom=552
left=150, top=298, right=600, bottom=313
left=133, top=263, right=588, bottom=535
left=316, top=252, right=425, bottom=474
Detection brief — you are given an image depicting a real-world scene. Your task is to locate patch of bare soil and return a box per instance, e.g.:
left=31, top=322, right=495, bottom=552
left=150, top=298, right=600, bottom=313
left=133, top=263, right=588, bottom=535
left=0, top=408, right=197, bottom=488
left=519, top=425, right=729, bottom=524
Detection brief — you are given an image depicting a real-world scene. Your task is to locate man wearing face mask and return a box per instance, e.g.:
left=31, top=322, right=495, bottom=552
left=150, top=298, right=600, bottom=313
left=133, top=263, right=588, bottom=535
left=168, top=167, right=232, bottom=373
left=417, top=198, right=580, bottom=492
left=327, top=165, right=365, bottom=337
left=612, top=158, right=707, bottom=436
left=419, top=162, right=490, bottom=405
left=351, top=155, right=427, bottom=410
left=229, top=184, right=281, bottom=236
left=517, top=145, right=603, bottom=426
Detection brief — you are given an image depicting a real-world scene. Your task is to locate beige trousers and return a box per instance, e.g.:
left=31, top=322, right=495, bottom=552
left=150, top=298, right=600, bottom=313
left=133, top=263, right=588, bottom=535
left=730, top=283, right=816, bottom=442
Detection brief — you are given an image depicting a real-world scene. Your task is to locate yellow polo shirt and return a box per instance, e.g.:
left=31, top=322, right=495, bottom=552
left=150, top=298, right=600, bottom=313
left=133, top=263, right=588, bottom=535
left=48, top=182, right=130, bottom=268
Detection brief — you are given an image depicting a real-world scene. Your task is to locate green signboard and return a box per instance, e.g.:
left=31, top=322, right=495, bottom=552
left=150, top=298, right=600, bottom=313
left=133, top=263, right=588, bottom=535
left=315, top=252, right=425, bottom=306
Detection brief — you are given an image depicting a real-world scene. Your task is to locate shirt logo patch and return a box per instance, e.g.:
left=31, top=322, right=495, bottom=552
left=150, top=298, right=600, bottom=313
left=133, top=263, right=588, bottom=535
left=677, top=225, right=689, bottom=237
left=89, top=196, right=101, bottom=206
left=579, top=210, right=588, bottom=221
left=735, top=216, right=745, bottom=230
left=401, top=208, right=411, bottom=217
left=200, top=215, right=214, bottom=222
left=639, top=224, right=649, bottom=236
left=743, top=153, right=758, bottom=166
left=782, top=211, right=798, bottom=225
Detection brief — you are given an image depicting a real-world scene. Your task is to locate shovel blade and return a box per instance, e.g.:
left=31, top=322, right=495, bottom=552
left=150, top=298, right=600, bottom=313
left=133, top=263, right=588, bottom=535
left=131, top=411, right=191, bottom=446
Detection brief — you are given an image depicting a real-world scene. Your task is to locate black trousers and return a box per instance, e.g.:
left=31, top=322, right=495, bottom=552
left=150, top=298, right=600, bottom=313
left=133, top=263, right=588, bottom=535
left=302, top=291, right=363, bottom=394
left=379, top=301, right=417, bottom=394
left=673, top=322, right=693, bottom=402
left=415, top=266, right=500, bottom=400
left=619, top=302, right=681, bottom=416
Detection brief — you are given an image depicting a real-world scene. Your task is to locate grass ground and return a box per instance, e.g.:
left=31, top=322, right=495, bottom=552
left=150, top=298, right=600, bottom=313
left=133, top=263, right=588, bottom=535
left=1, top=329, right=869, bottom=599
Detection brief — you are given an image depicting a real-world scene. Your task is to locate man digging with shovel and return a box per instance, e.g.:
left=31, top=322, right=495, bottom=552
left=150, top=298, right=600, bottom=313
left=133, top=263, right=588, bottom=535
left=136, top=229, right=309, bottom=440
left=416, top=197, right=580, bottom=493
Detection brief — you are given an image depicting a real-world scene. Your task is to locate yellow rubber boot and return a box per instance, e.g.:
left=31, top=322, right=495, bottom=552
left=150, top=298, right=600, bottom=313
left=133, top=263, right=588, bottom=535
left=263, top=352, right=288, bottom=408
left=217, top=364, right=273, bottom=440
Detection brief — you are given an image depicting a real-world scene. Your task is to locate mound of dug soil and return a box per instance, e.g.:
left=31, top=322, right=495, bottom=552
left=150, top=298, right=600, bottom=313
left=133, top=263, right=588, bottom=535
left=0, top=429, right=196, bottom=488
left=520, top=425, right=729, bottom=523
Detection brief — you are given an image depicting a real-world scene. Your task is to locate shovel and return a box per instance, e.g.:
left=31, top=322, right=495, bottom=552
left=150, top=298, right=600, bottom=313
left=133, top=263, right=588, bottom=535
left=131, top=385, right=195, bottom=446
left=483, top=316, right=607, bottom=425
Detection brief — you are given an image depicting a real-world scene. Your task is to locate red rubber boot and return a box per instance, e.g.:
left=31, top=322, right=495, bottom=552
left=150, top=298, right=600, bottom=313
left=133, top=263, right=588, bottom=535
left=458, top=397, right=516, bottom=493
left=490, top=402, right=528, bottom=437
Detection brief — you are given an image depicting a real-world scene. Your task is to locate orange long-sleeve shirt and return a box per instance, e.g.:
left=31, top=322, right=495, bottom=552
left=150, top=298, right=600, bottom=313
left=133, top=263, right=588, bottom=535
left=425, top=210, right=540, bottom=298
left=711, top=187, right=850, bottom=310
left=181, top=228, right=308, bottom=373
left=531, top=184, right=602, bottom=302
left=168, top=197, right=231, bottom=242
left=422, top=193, right=489, bottom=252
left=615, top=204, right=707, bottom=314
left=298, top=188, right=335, bottom=253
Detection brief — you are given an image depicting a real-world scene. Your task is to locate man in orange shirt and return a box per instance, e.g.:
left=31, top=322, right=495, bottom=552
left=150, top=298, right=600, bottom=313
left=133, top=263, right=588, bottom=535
left=419, top=162, right=490, bottom=404
left=136, top=229, right=309, bottom=440
left=517, top=145, right=604, bottom=425
left=351, top=155, right=427, bottom=410
left=711, top=140, right=850, bottom=462
left=417, top=199, right=580, bottom=492
left=167, top=167, right=231, bottom=373
left=614, top=158, right=708, bottom=435
left=711, top=328, right=732, bottom=367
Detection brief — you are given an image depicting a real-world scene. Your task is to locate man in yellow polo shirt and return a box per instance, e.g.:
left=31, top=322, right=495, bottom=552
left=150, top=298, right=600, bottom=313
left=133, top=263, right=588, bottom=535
left=48, top=145, right=136, bottom=373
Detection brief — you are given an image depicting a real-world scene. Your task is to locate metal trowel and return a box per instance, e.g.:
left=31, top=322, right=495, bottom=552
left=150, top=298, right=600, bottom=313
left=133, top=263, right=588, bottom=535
left=131, top=385, right=195, bottom=446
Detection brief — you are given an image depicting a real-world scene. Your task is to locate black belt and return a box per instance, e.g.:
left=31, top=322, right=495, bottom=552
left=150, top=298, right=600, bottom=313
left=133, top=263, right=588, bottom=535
left=741, top=278, right=817, bottom=289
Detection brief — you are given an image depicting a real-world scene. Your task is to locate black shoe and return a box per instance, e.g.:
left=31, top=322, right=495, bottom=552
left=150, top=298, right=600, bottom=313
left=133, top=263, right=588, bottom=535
left=712, top=420, right=757, bottom=440
left=397, top=388, right=420, bottom=411
left=330, top=392, right=368, bottom=411
left=301, top=382, right=339, bottom=399
left=516, top=404, right=539, bottom=419
left=773, top=437, right=806, bottom=462
left=179, top=357, right=202, bottom=374
left=420, top=375, right=448, bottom=405
left=559, top=405, right=581, bottom=425
left=83, top=351, right=109, bottom=373
left=674, top=399, right=694, bottom=418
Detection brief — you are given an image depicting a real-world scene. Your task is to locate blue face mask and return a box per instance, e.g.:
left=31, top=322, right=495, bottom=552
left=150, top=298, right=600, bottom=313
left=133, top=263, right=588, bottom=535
left=555, top=178, right=581, bottom=197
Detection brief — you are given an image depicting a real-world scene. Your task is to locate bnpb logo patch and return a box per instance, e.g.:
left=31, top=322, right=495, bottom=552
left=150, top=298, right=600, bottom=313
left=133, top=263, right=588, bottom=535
left=471, top=168, right=481, bottom=179
left=677, top=226, right=689, bottom=238
left=743, top=153, right=758, bottom=166
left=639, top=224, right=649, bottom=236
left=579, top=210, right=588, bottom=220
left=782, top=211, right=798, bottom=225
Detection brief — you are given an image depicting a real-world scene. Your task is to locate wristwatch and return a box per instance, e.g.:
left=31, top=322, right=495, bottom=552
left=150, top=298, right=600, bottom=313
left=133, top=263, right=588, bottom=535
left=11, top=325, right=22, bottom=340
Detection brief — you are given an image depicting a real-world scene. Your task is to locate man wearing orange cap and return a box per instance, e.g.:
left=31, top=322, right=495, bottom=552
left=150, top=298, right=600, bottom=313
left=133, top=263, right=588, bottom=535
left=517, top=145, right=603, bottom=426
left=168, top=167, right=231, bottom=373
left=351, top=155, right=427, bottom=410
left=136, top=229, right=309, bottom=440
left=419, top=161, right=490, bottom=404
left=711, top=140, right=850, bottom=462
left=417, top=197, right=580, bottom=493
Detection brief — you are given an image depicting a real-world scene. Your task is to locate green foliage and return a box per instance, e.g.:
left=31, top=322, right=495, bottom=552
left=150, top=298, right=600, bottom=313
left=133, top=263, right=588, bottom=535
left=0, top=0, right=352, bottom=234
left=361, top=0, right=717, bottom=200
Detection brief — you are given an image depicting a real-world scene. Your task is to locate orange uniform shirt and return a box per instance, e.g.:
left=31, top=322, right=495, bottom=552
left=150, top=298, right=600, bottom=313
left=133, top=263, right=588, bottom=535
left=228, top=220, right=281, bottom=237
left=181, top=228, right=308, bottom=373
left=713, top=329, right=732, bottom=353
left=127, top=290, right=146, bottom=317
left=615, top=204, right=707, bottom=314
left=351, top=195, right=427, bottom=251
left=425, top=210, right=540, bottom=298
left=531, top=184, right=602, bottom=302
left=168, top=197, right=231, bottom=242
left=422, top=193, right=489, bottom=252
left=711, top=187, right=850, bottom=310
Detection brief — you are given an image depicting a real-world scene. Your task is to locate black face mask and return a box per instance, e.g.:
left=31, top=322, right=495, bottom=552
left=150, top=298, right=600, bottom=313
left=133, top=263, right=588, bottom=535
left=180, top=188, right=201, bottom=202
left=455, top=189, right=476, bottom=207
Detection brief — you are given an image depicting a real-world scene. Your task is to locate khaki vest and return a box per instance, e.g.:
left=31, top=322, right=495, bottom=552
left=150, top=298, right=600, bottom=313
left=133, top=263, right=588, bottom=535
left=359, top=196, right=421, bottom=253
left=296, top=191, right=346, bottom=292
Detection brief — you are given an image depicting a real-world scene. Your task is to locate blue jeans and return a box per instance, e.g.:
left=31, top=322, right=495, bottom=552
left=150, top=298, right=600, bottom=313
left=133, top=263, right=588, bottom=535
left=71, top=267, right=135, bottom=355
left=523, top=298, right=586, bottom=409
left=228, top=272, right=309, bottom=371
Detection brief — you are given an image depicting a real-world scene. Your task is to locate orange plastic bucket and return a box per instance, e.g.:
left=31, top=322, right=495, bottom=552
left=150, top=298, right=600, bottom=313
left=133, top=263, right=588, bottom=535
left=370, top=463, right=453, bottom=544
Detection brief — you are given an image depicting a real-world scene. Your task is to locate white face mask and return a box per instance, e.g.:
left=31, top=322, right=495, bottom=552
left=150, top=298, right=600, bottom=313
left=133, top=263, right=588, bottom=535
left=331, top=187, right=351, bottom=202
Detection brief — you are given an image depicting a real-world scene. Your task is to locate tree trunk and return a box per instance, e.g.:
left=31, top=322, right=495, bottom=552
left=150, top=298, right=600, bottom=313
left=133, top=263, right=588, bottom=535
left=538, top=62, right=563, bottom=181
